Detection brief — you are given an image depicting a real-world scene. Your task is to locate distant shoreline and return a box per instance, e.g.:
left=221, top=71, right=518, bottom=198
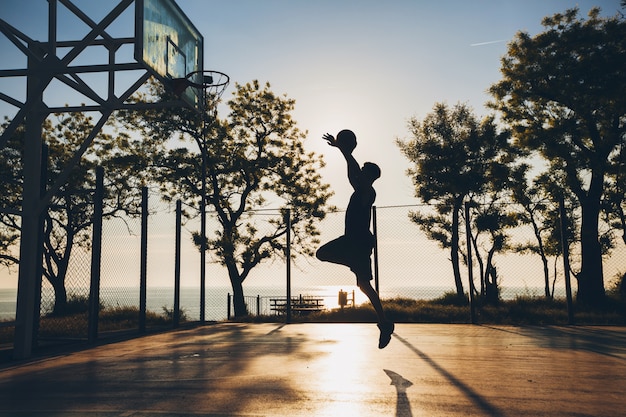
left=0, top=284, right=568, bottom=321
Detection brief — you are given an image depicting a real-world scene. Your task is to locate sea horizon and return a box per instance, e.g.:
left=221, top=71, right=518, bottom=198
left=0, top=284, right=568, bottom=321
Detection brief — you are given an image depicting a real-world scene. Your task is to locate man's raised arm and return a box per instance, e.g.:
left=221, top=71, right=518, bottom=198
left=322, top=133, right=362, bottom=189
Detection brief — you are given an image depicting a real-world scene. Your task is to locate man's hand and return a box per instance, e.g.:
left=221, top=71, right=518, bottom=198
left=322, top=133, right=338, bottom=148
left=323, top=132, right=353, bottom=154
left=324, top=132, right=360, bottom=188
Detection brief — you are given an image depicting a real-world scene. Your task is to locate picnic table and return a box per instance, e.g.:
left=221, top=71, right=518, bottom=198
left=270, top=295, right=325, bottom=315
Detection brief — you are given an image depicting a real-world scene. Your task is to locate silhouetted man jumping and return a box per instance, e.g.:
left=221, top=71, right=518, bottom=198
left=316, top=130, right=394, bottom=349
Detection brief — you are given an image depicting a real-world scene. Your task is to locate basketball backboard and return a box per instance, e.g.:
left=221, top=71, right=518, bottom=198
left=135, top=0, right=203, bottom=111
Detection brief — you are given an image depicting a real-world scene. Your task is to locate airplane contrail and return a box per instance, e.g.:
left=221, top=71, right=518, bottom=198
left=470, top=39, right=507, bottom=47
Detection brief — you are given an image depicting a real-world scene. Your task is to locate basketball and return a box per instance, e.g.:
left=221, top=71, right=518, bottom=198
left=337, top=129, right=357, bottom=152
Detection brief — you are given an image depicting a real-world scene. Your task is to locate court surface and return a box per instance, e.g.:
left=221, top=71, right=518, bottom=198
left=0, top=323, right=625, bottom=417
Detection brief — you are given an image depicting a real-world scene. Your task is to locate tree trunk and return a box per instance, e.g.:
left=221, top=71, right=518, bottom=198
left=226, top=260, right=248, bottom=317
left=471, top=235, right=485, bottom=296
left=52, top=279, right=67, bottom=315
left=485, top=267, right=499, bottom=306
left=43, top=211, right=73, bottom=315
left=46, top=249, right=71, bottom=315
left=576, top=195, right=606, bottom=307
left=531, top=218, right=551, bottom=298
left=451, top=202, right=464, bottom=297
left=541, top=255, right=551, bottom=298
left=231, top=279, right=247, bottom=317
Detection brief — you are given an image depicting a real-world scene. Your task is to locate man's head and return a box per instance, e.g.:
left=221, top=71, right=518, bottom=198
left=362, top=162, right=381, bottom=183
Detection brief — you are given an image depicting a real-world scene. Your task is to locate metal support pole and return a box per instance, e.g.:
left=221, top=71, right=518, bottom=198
left=372, top=205, right=380, bottom=293
left=559, top=197, right=575, bottom=324
left=200, top=152, right=206, bottom=323
left=88, top=166, right=104, bottom=343
left=464, top=202, right=476, bottom=324
left=13, top=50, right=46, bottom=358
left=139, top=186, right=148, bottom=332
left=3, top=0, right=203, bottom=357
left=286, top=209, right=292, bottom=324
left=173, top=200, right=182, bottom=327
left=32, top=143, right=48, bottom=348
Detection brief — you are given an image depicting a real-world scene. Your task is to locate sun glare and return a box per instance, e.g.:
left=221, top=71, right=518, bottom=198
left=305, top=324, right=374, bottom=402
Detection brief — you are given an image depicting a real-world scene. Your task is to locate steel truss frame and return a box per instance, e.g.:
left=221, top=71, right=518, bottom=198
left=0, top=0, right=187, bottom=359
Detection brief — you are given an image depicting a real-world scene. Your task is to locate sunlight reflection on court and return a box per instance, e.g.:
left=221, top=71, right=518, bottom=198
left=302, top=324, right=381, bottom=415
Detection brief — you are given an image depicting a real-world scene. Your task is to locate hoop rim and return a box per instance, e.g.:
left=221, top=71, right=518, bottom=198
left=182, top=70, right=230, bottom=89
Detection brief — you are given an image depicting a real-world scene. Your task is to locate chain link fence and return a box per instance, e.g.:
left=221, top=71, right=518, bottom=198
left=5, top=188, right=626, bottom=348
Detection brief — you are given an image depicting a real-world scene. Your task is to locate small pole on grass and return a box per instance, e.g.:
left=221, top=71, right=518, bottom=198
left=88, top=166, right=103, bottom=343
left=139, top=186, right=148, bottom=333
left=464, top=201, right=476, bottom=324
left=285, top=209, right=292, bottom=324
left=372, top=205, right=380, bottom=293
left=173, top=200, right=182, bottom=327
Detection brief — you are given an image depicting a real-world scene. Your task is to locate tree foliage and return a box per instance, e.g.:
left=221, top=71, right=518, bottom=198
left=507, top=165, right=579, bottom=298
left=397, top=102, right=512, bottom=298
left=489, top=8, right=626, bottom=306
left=121, top=80, right=333, bottom=317
left=0, top=113, right=147, bottom=313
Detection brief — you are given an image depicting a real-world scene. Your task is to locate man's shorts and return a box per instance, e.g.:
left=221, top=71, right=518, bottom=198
left=315, top=234, right=374, bottom=283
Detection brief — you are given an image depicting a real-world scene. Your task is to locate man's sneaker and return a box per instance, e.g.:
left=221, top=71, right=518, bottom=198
left=377, top=321, right=394, bottom=349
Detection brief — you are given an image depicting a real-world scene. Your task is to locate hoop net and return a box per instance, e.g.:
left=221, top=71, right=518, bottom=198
left=171, top=70, right=230, bottom=117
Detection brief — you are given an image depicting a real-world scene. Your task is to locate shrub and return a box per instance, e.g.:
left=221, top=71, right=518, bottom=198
left=161, top=305, right=189, bottom=322
left=46, top=294, right=107, bottom=317
left=431, top=291, right=469, bottom=306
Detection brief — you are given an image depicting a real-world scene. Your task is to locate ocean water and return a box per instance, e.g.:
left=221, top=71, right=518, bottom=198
left=0, top=285, right=358, bottom=321
left=0, top=288, right=17, bottom=321
left=0, top=284, right=566, bottom=321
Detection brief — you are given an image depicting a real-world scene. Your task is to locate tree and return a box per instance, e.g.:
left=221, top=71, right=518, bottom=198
left=467, top=196, right=518, bottom=304
left=489, top=8, right=626, bottom=307
left=509, top=166, right=556, bottom=298
left=0, top=113, right=146, bottom=314
left=397, top=103, right=512, bottom=298
left=123, top=80, right=333, bottom=317
left=508, top=166, right=579, bottom=298
left=0, top=120, right=22, bottom=270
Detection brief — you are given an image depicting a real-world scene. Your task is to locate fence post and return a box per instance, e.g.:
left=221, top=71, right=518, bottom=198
left=257, top=295, right=261, bottom=316
left=200, top=154, right=207, bottom=324
left=464, top=201, right=476, bottom=324
left=173, top=200, right=182, bottom=327
left=33, top=143, right=49, bottom=347
left=139, top=186, right=148, bottom=332
left=559, top=197, right=575, bottom=324
left=227, top=293, right=231, bottom=320
left=286, top=208, right=292, bottom=324
left=88, top=166, right=104, bottom=342
left=372, top=205, right=380, bottom=293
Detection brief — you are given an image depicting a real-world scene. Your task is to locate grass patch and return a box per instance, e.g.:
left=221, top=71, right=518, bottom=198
left=232, top=294, right=626, bottom=325
left=37, top=307, right=176, bottom=338
left=0, top=305, right=188, bottom=344
left=2, top=295, right=624, bottom=345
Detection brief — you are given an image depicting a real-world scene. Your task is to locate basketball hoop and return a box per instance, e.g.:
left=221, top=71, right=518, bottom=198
left=171, top=70, right=230, bottom=115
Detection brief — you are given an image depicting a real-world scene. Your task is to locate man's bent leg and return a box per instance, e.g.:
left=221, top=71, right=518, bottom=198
left=357, top=279, right=385, bottom=322
left=316, top=236, right=353, bottom=266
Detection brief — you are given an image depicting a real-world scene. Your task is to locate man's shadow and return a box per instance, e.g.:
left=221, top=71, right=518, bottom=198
left=384, top=369, right=414, bottom=417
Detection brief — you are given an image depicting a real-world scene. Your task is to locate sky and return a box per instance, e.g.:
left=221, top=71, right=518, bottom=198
left=1, top=0, right=622, bottom=208
left=0, top=0, right=624, bottom=292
